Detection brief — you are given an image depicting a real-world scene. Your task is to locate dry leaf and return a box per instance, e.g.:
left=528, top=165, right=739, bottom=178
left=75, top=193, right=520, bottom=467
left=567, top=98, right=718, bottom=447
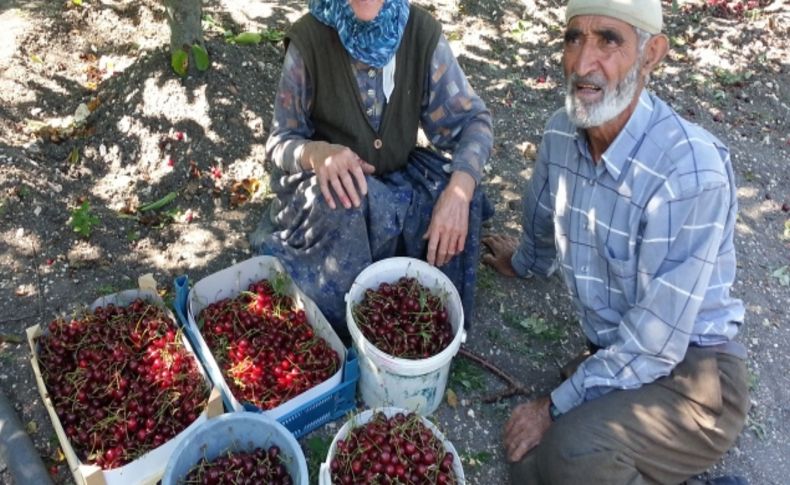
left=446, top=388, right=459, bottom=408
left=87, top=96, right=101, bottom=112
left=26, top=420, right=38, bottom=435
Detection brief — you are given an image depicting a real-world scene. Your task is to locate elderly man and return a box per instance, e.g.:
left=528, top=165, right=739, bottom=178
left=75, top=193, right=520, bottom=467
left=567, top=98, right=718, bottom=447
left=483, top=0, right=749, bottom=483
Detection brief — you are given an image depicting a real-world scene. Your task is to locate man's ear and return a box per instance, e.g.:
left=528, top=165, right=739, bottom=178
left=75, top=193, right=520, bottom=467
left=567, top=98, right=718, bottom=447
left=642, top=34, right=669, bottom=75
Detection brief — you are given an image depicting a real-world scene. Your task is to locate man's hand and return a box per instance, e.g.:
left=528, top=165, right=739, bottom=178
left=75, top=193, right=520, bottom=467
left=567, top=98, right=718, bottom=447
left=503, top=396, right=553, bottom=463
left=424, top=171, right=475, bottom=267
left=301, top=141, right=376, bottom=209
left=481, top=234, right=520, bottom=277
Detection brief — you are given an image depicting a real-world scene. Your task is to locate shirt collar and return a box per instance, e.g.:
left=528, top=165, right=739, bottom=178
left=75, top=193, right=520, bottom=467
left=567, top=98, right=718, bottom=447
left=576, top=89, right=655, bottom=180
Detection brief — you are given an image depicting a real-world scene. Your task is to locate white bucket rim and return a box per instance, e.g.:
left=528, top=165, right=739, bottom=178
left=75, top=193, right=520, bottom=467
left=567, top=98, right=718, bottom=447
left=318, top=407, right=465, bottom=485
left=345, top=257, right=466, bottom=376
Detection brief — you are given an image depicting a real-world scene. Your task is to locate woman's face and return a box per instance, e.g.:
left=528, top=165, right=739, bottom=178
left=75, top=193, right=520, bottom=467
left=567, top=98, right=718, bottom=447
left=349, top=0, right=385, bottom=22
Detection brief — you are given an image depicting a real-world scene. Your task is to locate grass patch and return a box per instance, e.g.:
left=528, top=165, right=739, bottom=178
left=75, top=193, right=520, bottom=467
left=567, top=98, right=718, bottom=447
left=503, top=312, right=565, bottom=342
left=461, top=450, right=493, bottom=468
left=449, top=357, right=485, bottom=391
left=305, top=435, right=332, bottom=483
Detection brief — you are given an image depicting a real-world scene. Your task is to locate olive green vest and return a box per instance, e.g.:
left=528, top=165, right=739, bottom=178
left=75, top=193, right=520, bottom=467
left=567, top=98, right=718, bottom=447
left=286, top=5, right=442, bottom=174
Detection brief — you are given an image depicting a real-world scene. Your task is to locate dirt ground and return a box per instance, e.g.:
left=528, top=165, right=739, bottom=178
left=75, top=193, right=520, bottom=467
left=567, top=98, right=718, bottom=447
left=0, top=0, right=788, bottom=484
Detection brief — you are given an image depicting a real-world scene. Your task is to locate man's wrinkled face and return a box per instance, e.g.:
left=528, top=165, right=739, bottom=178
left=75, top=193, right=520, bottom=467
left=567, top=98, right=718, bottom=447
left=562, top=15, right=644, bottom=128
left=349, top=0, right=385, bottom=22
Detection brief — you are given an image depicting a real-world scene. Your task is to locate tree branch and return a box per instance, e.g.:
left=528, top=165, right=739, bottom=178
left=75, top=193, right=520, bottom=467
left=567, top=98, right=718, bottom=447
left=458, top=347, right=533, bottom=403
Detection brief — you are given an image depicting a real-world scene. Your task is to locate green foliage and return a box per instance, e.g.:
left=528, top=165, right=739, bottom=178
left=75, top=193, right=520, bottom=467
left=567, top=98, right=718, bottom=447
left=69, top=200, right=100, bottom=238
left=191, top=44, right=210, bottom=71
left=171, top=50, right=188, bottom=77
left=261, top=28, right=285, bottom=43
left=97, top=284, right=119, bottom=295
left=232, top=32, right=262, bottom=45
left=449, top=357, right=485, bottom=391
left=305, top=435, right=331, bottom=483
left=746, top=414, right=766, bottom=440
left=513, top=314, right=565, bottom=341
left=270, top=271, right=291, bottom=298
left=68, top=147, right=80, bottom=165
left=461, top=450, right=492, bottom=467
left=139, top=191, right=178, bottom=212
left=771, top=266, right=789, bottom=286
left=714, top=67, right=752, bottom=87
left=747, top=369, right=759, bottom=392
left=510, top=19, right=530, bottom=41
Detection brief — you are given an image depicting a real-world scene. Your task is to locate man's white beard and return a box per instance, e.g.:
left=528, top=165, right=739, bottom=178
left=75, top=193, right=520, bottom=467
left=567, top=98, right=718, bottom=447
left=565, top=61, right=641, bottom=129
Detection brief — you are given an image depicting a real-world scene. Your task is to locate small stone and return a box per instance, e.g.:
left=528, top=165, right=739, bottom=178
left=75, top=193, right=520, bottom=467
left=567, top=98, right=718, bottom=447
left=467, top=409, right=475, bottom=419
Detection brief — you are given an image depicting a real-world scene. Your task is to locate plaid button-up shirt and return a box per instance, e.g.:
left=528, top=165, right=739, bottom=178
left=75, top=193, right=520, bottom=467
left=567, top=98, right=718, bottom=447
left=513, top=90, right=745, bottom=413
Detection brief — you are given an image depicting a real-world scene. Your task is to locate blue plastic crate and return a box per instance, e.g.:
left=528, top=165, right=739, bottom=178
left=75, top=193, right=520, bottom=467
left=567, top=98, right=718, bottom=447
left=172, top=275, right=359, bottom=439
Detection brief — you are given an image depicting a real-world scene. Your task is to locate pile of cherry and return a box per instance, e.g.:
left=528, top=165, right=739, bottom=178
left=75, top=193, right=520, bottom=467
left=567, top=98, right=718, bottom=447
left=352, top=277, right=454, bottom=359
left=36, top=299, right=209, bottom=470
left=197, top=277, right=340, bottom=410
left=329, top=411, right=458, bottom=485
left=181, top=445, right=292, bottom=485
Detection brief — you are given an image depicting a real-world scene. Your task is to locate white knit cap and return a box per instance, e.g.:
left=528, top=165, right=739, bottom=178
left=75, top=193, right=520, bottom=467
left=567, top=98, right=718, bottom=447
left=566, top=0, right=663, bottom=34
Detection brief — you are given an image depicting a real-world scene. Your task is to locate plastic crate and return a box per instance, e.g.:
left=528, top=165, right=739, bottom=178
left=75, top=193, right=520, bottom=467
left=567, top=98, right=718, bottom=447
left=173, top=269, right=359, bottom=439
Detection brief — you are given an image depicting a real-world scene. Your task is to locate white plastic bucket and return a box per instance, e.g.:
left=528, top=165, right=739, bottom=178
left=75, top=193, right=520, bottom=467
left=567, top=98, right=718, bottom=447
left=345, top=257, right=465, bottom=415
left=318, top=407, right=465, bottom=485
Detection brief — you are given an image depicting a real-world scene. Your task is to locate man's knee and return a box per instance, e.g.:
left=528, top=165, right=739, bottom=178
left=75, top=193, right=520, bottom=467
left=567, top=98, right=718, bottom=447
left=530, top=418, right=641, bottom=485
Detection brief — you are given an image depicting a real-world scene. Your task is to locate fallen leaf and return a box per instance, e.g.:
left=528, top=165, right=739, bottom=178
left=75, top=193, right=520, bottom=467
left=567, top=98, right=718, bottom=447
left=446, top=388, right=459, bottom=408
left=188, top=160, right=201, bottom=179
left=87, top=96, right=101, bottom=112
left=26, top=420, right=38, bottom=435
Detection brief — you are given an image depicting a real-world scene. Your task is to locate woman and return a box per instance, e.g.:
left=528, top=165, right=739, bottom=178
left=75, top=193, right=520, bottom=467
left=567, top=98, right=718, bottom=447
left=254, top=0, right=493, bottom=337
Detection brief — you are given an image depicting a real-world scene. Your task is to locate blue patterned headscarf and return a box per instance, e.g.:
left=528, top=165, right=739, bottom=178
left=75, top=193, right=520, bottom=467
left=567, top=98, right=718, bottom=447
left=309, top=0, right=410, bottom=68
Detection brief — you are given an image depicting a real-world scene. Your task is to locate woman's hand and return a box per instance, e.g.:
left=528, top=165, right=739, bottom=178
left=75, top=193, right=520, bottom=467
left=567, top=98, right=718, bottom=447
left=301, top=141, right=376, bottom=209
left=424, top=171, right=475, bottom=267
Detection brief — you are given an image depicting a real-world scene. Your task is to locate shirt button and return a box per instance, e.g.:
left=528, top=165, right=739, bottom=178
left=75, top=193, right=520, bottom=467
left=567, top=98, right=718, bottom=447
left=367, top=89, right=375, bottom=98
left=374, top=139, right=383, bottom=149
left=366, top=108, right=374, bottom=116
left=368, top=69, right=376, bottom=79
left=581, top=266, right=588, bottom=273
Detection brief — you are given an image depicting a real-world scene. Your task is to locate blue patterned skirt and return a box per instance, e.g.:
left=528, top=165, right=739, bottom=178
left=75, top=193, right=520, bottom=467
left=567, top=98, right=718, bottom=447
left=255, top=148, right=492, bottom=338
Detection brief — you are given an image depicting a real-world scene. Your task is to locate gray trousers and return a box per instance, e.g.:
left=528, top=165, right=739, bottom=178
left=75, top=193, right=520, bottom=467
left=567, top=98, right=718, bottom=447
left=510, top=347, right=749, bottom=485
